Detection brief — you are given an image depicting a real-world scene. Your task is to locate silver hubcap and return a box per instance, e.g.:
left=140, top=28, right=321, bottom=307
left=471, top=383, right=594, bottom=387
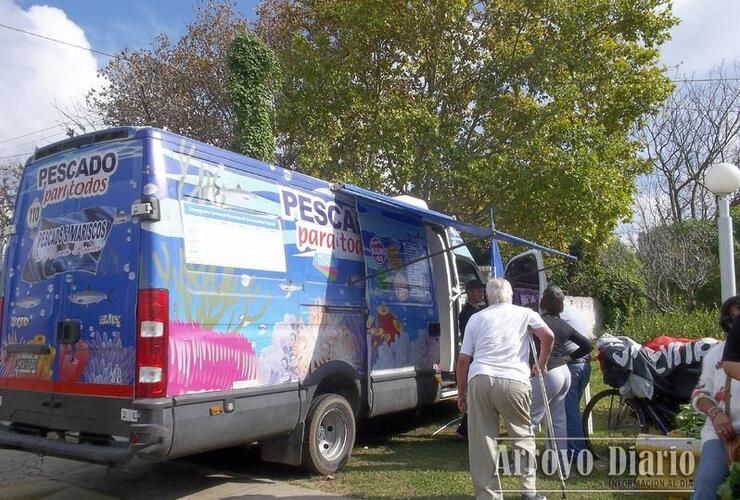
left=317, top=408, right=348, bottom=461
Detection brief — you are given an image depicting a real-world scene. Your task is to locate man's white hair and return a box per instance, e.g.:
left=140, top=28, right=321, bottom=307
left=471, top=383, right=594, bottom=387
left=486, top=278, right=513, bottom=304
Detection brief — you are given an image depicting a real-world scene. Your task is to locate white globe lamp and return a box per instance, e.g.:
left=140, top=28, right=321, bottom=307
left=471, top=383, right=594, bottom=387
left=705, top=162, right=740, bottom=300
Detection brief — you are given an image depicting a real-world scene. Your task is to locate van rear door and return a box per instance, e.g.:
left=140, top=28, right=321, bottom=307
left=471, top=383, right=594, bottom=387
left=0, top=136, right=143, bottom=431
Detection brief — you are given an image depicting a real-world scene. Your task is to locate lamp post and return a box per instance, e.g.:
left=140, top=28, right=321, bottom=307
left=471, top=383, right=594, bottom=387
left=704, top=162, right=740, bottom=301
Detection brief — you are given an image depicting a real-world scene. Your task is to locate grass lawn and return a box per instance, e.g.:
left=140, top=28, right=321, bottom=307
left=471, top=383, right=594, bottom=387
left=293, top=360, right=686, bottom=499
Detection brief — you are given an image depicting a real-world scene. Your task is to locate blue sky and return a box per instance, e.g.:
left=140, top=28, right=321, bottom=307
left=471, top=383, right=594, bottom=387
left=17, top=0, right=261, bottom=57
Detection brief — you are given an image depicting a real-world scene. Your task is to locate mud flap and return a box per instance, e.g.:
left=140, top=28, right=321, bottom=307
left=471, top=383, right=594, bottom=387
left=260, top=421, right=305, bottom=466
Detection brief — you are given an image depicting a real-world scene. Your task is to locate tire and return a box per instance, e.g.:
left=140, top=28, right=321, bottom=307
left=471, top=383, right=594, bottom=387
left=302, top=393, right=356, bottom=475
left=582, top=388, right=648, bottom=460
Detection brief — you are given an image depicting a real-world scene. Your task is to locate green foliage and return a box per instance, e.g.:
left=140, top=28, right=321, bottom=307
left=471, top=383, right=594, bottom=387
left=614, top=309, right=721, bottom=344
left=672, top=404, right=705, bottom=439
left=553, top=238, right=648, bottom=326
left=226, top=32, right=280, bottom=162
left=718, top=463, right=740, bottom=500
left=257, top=0, right=677, bottom=253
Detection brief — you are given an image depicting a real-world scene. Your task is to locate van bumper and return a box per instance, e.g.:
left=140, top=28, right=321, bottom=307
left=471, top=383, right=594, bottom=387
left=0, top=422, right=131, bottom=465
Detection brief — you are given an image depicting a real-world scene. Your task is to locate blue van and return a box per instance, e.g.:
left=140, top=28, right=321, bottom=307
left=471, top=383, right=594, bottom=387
left=0, top=127, right=571, bottom=473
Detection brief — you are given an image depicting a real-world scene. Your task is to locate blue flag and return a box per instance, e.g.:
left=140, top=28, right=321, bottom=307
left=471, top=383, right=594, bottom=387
left=490, top=238, right=504, bottom=279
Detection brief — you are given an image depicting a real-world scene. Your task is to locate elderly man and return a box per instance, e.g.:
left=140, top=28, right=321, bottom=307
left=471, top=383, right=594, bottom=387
left=456, top=278, right=554, bottom=500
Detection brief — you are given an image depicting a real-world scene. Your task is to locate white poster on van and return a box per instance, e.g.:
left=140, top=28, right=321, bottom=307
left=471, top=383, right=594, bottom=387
left=279, top=188, right=363, bottom=262
left=182, top=201, right=286, bottom=272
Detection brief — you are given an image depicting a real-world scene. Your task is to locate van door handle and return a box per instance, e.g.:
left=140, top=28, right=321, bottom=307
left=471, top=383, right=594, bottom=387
left=52, top=401, right=62, bottom=409
left=41, top=400, right=50, bottom=407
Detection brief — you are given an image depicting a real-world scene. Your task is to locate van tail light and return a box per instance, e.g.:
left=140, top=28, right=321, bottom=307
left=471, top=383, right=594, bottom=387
left=135, top=289, right=169, bottom=398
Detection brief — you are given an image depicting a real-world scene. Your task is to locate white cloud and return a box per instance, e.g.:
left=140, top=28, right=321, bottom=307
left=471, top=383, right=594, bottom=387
left=661, top=0, right=740, bottom=75
left=0, top=0, right=99, bottom=163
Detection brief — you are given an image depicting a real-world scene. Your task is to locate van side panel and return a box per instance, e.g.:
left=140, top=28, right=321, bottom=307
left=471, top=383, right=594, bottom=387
left=355, top=200, right=441, bottom=416
left=141, top=135, right=367, bottom=453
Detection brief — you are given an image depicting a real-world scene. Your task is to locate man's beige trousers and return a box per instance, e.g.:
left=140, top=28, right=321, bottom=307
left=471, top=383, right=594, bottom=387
left=467, top=374, right=537, bottom=500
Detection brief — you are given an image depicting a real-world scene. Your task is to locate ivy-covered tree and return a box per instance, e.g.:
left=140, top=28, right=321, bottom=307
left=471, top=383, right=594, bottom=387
left=257, top=0, right=677, bottom=251
left=226, top=32, right=280, bottom=162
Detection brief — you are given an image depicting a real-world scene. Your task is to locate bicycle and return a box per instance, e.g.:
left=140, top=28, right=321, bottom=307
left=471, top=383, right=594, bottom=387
left=580, top=334, right=708, bottom=460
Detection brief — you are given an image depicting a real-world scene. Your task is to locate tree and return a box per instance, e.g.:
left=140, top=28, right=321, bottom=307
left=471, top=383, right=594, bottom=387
left=257, top=0, right=677, bottom=251
left=634, top=219, right=718, bottom=312
left=87, top=1, right=248, bottom=148
left=639, top=64, right=740, bottom=225
left=553, top=238, right=648, bottom=326
left=226, top=32, right=280, bottom=162
left=0, top=162, right=23, bottom=233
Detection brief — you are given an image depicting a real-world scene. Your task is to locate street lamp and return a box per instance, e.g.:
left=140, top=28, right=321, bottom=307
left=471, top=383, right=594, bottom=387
left=705, top=162, right=740, bottom=300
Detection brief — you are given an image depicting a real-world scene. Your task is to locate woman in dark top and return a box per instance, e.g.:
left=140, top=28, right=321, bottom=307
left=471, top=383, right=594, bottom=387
left=530, top=287, right=592, bottom=454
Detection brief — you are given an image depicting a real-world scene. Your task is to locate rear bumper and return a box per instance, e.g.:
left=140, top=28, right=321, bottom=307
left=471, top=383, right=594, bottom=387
left=0, top=387, right=174, bottom=464
left=0, top=423, right=131, bottom=465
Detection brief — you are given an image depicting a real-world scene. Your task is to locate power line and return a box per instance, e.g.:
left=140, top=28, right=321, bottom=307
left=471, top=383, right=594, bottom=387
left=0, top=125, right=68, bottom=146
left=0, top=131, right=67, bottom=153
left=0, top=23, right=114, bottom=58
left=671, top=77, right=740, bottom=83
left=0, top=152, right=32, bottom=160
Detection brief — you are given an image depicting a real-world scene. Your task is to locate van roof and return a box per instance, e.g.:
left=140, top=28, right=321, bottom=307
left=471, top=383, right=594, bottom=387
left=29, top=126, right=575, bottom=261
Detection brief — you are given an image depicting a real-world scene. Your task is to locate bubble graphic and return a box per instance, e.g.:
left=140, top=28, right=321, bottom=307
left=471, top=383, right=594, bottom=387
left=39, top=309, right=45, bottom=317
left=8, top=270, right=14, bottom=278
left=128, top=272, right=136, bottom=280
left=126, top=237, right=131, bottom=242
left=65, top=275, right=73, bottom=283
left=72, top=285, right=77, bottom=291
left=89, top=326, right=94, bottom=332
left=54, top=294, right=59, bottom=299
left=129, top=180, right=137, bottom=189
left=269, top=164, right=276, bottom=171
left=283, top=169, right=293, bottom=181
left=123, top=264, right=130, bottom=272
left=127, top=228, right=132, bottom=234
left=240, top=274, right=252, bottom=287
left=132, top=216, right=140, bottom=224
left=47, top=284, right=54, bottom=293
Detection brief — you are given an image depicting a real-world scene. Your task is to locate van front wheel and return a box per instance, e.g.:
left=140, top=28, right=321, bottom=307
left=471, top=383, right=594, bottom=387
left=302, top=393, right=355, bottom=475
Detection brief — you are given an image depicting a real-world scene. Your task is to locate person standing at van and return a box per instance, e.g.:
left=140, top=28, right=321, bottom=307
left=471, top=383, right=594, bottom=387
left=456, top=279, right=487, bottom=439
left=456, top=278, right=554, bottom=500
left=559, top=304, right=593, bottom=457
left=529, top=287, right=592, bottom=461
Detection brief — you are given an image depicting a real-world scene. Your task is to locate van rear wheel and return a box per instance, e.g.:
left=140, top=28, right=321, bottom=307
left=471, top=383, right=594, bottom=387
left=302, top=393, right=355, bottom=475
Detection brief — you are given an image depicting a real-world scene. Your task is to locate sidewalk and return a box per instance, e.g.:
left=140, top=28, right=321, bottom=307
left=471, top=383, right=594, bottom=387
left=0, top=449, right=353, bottom=499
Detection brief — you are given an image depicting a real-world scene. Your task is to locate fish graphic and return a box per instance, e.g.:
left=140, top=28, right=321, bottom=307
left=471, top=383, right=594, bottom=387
left=113, top=211, right=130, bottom=225
left=143, top=183, right=159, bottom=196
left=215, top=183, right=256, bottom=202
left=279, top=280, right=303, bottom=297
left=16, top=297, right=40, bottom=309
left=68, top=287, right=112, bottom=306
left=346, top=275, right=365, bottom=288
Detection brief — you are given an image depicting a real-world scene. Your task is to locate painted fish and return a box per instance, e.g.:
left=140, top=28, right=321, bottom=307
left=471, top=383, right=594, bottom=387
left=279, top=280, right=303, bottom=297
left=68, top=288, right=111, bottom=306
left=216, top=184, right=256, bottom=202
left=113, top=211, right=130, bottom=225
left=16, top=298, right=40, bottom=309
left=143, top=183, right=159, bottom=196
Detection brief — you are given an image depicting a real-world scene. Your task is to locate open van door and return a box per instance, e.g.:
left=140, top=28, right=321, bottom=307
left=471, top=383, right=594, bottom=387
left=504, top=250, right=547, bottom=308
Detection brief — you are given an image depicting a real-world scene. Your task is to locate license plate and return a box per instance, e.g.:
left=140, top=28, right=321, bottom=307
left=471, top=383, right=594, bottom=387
left=15, top=354, right=38, bottom=374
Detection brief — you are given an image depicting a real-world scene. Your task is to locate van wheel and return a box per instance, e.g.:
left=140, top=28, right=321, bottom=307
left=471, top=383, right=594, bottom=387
left=302, top=393, right=355, bottom=475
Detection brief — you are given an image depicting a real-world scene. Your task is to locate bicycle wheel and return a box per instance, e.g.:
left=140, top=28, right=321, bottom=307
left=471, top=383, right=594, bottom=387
left=582, top=388, right=648, bottom=460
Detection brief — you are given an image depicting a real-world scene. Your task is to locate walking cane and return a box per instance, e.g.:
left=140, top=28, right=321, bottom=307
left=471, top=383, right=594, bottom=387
left=528, top=334, right=568, bottom=500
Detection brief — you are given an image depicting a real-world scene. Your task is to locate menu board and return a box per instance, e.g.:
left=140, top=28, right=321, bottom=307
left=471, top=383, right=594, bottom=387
left=182, top=201, right=286, bottom=272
